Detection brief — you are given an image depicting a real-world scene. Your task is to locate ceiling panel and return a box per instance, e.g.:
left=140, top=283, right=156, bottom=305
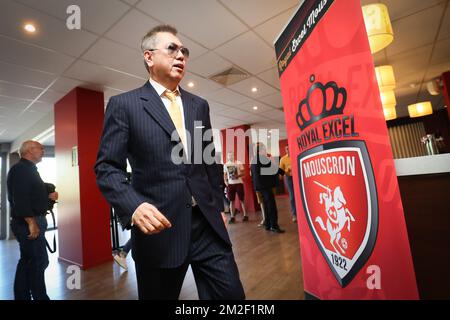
left=48, top=77, right=84, bottom=93
left=208, top=101, right=233, bottom=115
left=63, top=59, right=145, bottom=92
left=235, top=100, right=275, bottom=114
left=372, top=0, right=443, bottom=21
left=137, top=0, right=248, bottom=49
left=215, top=31, right=276, bottom=74
left=254, top=7, right=297, bottom=45
left=81, top=38, right=147, bottom=78
left=389, top=45, right=433, bottom=83
left=430, top=37, right=450, bottom=65
left=0, top=95, right=30, bottom=110
left=202, top=88, right=251, bottom=106
left=0, top=35, right=75, bottom=74
left=122, top=0, right=140, bottom=5
left=0, top=81, right=42, bottom=100
left=105, top=9, right=160, bottom=49
left=28, top=101, right=53, bottom=113
left=257, top=67, right=281, bottom=89
left=0, top=0, right=98, bottom=57
left=227, top=77, right=278, bottom=99
left=257, top=92, right=283, bottom=108
left=426, top=61, right=450, bottom=81
left=187, top=51, right=232, bottom=78
left=438, top=4, right=450, bottom=40
left=0, top=61, right=56, bottom=88
left=386, top=5, right=443, bottom=57
left=1, top=111, right=48, bottom=142
left=179, top=72, right=223, bottom=97
left=37, top=90, right=66, bottom=104
left=220, top=0, right=299, bottom=28
left=260, top=108, right=286, bottom=122
left=15, top=0, right=131, bottom=35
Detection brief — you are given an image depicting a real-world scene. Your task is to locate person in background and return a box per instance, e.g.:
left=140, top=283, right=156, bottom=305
left=250, top=143, right=285, bottom=234
left=216, top=153, right=230, bottom=214
left=224, top=151, right=248, bottom=224
left=279, top=146, right=297, bottom=222
left=7, top=140, right=58, bottom=300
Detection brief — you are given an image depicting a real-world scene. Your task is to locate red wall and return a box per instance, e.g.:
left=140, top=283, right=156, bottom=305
left=55, top=87, right=112, bottom=269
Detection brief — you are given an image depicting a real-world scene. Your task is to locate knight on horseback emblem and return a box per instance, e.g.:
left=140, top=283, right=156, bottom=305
left=314, top=181, right=355, bottom=255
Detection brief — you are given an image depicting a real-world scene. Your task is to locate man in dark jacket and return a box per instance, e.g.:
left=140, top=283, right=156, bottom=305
left=250, top=143, right=285, bottom=233
left=7, top=140, right=58, bottom=300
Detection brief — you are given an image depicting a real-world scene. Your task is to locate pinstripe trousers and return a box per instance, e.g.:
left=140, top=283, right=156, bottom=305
left=134, top=206, right=245, bottom=300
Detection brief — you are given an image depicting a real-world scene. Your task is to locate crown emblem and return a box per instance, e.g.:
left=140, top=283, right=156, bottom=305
left=296, top=75, right=347, bottom=130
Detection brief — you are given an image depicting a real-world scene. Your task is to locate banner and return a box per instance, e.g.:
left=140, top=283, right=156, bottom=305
left=275, top=0, right=419, bottom=299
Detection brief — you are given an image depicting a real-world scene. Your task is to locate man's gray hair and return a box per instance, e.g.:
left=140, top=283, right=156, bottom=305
left=141, top=25, right=178, bottom=72
left=19, top=140, right=36, bottom=157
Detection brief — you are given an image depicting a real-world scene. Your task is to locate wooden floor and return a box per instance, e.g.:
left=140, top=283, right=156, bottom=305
left=0, top=196, right=304, bottom=300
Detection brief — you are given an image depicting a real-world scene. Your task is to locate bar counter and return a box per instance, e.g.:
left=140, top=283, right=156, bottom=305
left=395, top=154, right=450, bottom=299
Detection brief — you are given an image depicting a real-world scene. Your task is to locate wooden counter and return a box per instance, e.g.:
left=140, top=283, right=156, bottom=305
left=395, top=154, right=450, bottom=299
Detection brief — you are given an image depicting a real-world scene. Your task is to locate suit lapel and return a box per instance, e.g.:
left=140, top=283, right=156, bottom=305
left=140, top=81, right=177, bottom=139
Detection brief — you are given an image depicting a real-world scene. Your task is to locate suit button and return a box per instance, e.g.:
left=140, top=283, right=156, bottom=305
left=186, top=204, right=191, bottom=208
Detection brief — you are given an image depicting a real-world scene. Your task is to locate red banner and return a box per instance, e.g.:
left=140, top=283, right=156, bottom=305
left=275, top=0, right=418, bottom=299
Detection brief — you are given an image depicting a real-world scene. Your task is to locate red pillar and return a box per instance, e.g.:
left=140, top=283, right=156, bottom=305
left=54, top=87, right=112, bottom=269
left=221, top=125, right=259, bottom=213
left=441, top=71, right=450, bottom=121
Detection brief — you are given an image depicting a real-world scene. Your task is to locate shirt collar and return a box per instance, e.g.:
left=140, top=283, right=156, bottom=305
left=148, top=78, right=181, bottom=98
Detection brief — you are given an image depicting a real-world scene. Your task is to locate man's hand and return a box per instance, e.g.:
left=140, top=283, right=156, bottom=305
left=25, top=218, right=40, bottom=240
left=48, top=192, right=58, bottom=201
left=132, top=202, right=172, bottom=235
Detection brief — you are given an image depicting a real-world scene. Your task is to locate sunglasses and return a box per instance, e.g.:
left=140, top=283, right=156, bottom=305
left=147, top=42, right=190, bottom=59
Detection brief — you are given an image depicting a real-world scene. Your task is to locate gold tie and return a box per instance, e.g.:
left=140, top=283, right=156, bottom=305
left=164, top=90, right=186, bottom=150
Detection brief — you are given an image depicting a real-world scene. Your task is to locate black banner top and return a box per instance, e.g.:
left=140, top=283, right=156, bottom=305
left=274, top=0, right=334, bottom=77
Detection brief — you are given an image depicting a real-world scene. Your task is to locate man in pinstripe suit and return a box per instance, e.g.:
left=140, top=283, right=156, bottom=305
left=95, top=25, right=245, bottom=300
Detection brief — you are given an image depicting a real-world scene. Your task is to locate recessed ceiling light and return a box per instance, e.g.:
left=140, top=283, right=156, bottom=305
left=253, top=106, right=258, bottom=110
left=251, top=87, right=258, bottom=93
left=24, top=23, right=36, bottom=33
left=187, top=82, right=194, bottom=88
left=409, top=83, right=417, bottom=88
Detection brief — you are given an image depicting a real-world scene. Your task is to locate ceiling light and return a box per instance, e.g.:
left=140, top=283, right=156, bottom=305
left=251, top=87, right=258, bottom=93
left=408, top=101, right=433, bottom=118
left=187, top=82, right=194, bottom=88
left=253, top=106, right=258, bottom=110
left=362, top=4, right=394, bottom=54
left=375, top=65, right=396, bottom=91
left=383, top=107, right=396, bottom=121
left=380, top=90, right=396, bottom=109
left=24, top=23, right=36, bottom=33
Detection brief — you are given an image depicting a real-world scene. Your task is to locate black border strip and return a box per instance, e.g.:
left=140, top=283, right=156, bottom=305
left=275, top=0, right=334, bottom=77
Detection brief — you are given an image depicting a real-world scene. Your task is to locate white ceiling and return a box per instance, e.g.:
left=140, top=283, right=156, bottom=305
left=0, top=0, right=449, bottom=145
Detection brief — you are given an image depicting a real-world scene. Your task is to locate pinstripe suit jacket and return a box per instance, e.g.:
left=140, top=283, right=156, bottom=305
left=95, top=81, right=229, bottom=268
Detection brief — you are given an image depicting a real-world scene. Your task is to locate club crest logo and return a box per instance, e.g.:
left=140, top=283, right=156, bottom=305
left=296, top=75, right=347, bottom=130
left=298, top=140, right=378, bottom=287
